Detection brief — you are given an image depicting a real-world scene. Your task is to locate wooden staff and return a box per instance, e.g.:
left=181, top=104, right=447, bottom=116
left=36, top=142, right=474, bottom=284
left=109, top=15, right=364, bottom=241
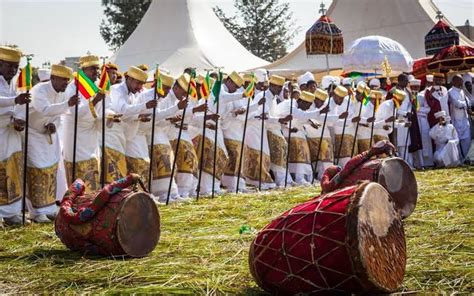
left=351, top=100, right=363, bottom=157
left=196, top=99, right=207, bottom=200
left=369, top=99, right=377, bottom=147
left=147, top=65, right=159, bottom=192
left=284, top=96, right=294, bottom=188
left=166, top=71, right=194, bottom=205
left=258, top=91, right=266, bottom=191
left=312, top=93, right=332, bottom=184
left=335, top=93, right=351, bottom=165
left=236, top=94, right=253, bottom=193
left=403, top=92, right=416, bottom=161
left=100, top=73, right=106, bottom=188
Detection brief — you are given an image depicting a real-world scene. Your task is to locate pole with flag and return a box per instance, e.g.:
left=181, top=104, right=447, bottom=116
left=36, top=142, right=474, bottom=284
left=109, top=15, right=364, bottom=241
left=98, top=63, right=110, bottom=187
left=236, top=73, right=255, bottom=193
left=166, top=70, right=195, bottom=205
left=335, top=88, right=352, bottom=165
left=351, top=90, right=366, bottom=157
left=17, top=54, right=33, bottom=225
left=73, top=69, right=99, bottom=184
left=196, top=71, right=212, bottom=200
left=211, top=71, right=223, bottom=199
left=312, top=87, right=332, bottom=184
left=148, top=65, right=162, bottom=192
left=258, top=90, right=266, bottom=191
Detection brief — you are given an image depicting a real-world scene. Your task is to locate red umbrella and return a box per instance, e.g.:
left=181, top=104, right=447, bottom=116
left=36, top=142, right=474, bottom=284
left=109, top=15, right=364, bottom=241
left=412, top=57, right=431, bottom=78
left=427, top=45, right=474, bottom=73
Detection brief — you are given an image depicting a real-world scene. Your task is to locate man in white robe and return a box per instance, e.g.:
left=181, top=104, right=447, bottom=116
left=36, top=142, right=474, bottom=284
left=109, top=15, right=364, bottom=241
left=26, top=65, right=76, bottom=223
left=426, top=73, right=450, bottom=127
left=162, top=74, right=207, bottom=199
left=133, top=72, right=182, bottom=201
left=414, top=78, right=434, bottom=167
left=0, top=46, right=31, bottom=226
left=462, top=73, right=474, bottom=164
left=63, top=55, right=109, bottom=192
left=106, top=66, right=156, bottom=184
left=448, top=74, right=472, bottom=162
left=429, top=111, right=460, bottom=167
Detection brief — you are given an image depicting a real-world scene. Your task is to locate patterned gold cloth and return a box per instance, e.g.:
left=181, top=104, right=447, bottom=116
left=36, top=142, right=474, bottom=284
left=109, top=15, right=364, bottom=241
left=27, top=163, right=58, bottom=208
left=104, top=147, right=127, bottom=184
left=357, top=139, right=371, bottom=154
left=243, top=146, right=273, bottom=184
left=65, top=158, right=100, bottom=193
left=223, top=138, right=242, bottom=177
left=307, top=137, right=333, bottom=162
left=334, top=134, right=355, bottom=158
left=289, top=137, right=311, bottom=164
left=193, top=135, right=228, bottom=181
left=0, top=151, right=22, bottom=205
left=126, top=156, right=149, bottom=188
left=267, top=131, right=287, bottom=168
left=170, top=139, right=198, bottom=175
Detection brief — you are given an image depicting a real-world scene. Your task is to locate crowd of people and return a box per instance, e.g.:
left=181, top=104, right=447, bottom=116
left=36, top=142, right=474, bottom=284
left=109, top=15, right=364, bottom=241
left=0, top=45, right=472, bottom=226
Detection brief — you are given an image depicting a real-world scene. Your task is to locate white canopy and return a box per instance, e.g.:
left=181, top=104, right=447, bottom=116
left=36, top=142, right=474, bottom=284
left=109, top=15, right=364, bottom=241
left=264, top=0, right=473, bottom=75
left=112, top=0, right=268, bottom=76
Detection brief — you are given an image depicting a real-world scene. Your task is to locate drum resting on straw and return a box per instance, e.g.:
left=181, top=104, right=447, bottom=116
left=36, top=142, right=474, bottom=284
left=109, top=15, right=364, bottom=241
left=249, top=181, right=406, bottom=295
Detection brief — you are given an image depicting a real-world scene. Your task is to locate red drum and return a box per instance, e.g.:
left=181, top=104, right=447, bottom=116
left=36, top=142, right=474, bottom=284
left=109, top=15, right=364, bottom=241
left=55, top=176, right=160, bottom=257
left=336, top=157, right=417, bottom=218
left=249, top=182, right=406, bottom=295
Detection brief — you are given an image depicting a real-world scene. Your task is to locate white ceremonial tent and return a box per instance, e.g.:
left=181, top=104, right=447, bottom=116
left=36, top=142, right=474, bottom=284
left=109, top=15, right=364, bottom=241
left=111, top=0, right=268, bottom=77
left=264, top=0, right=473, bottom=76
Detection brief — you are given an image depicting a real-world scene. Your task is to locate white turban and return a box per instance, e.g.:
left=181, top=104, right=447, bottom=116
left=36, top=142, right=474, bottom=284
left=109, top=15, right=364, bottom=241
left=409, top=79, right=421, bottom=86
left=321, top=75, right=334, bottom=90
left=435, top=110, right=446, bottom=119
left=255, top=68, right=268, bottom=83
left=333, top=76, right=341, bottom=86
left=369, top=78, right=381, bottom=88
left=342, top=77, right=352, bottom=86
left=426, top=75, right=434, bottom=82
left=38, top=68, right=51, bottom=82
left=297, top=71, right=315, bottom=86
left=407, top=74, right=415, bottom=82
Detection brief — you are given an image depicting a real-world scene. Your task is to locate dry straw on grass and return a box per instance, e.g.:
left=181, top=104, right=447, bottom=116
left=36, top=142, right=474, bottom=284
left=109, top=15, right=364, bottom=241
left=0, top=167, right=472, bottom=294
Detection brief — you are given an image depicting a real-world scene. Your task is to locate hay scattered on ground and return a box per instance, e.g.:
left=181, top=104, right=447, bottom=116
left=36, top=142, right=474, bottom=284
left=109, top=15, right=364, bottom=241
left=0, top=167, right=472, bottom=294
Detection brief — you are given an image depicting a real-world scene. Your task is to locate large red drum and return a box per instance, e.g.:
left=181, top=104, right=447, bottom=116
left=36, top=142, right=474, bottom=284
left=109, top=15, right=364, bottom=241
left=335, top=157, right=417, bottom=218
left=249, top=182, right=406, bottom=295
left=55, top=176, right=160, bottom=257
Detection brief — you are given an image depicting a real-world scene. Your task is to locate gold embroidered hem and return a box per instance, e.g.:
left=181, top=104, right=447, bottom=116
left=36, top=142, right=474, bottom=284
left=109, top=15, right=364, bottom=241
left=126, top=156, right=149, bottom=188
left=307, top=137, right=333, bottom=162
left=0, top=151, right=22, bottom=205
left=334, top=134, right=355, bottom=158
left=288, top=137, right=311, bottom=164
left=357, top=139, right=371, bottom=154
left=27, top=163, right=58, bottom=208
left=192, top=135, right=228, bottom=180
left=150, top=144, right=173, bottom=180
left=374, top=135, right=389, bottom=143
left=223, top=138, right=242, bottom=176
left=65, top=158, right=100, bottom=192
left=170, top=140, right=198, bottom=175
left=243, top=146, right=273, bottom=184
left=104, top=147, right=127, bottom=184
left=267, top=131, right=287, bottom=167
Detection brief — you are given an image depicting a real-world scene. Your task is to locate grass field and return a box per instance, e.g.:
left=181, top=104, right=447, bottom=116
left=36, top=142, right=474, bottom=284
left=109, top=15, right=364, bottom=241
left=0, top=167, right=473, bottom=294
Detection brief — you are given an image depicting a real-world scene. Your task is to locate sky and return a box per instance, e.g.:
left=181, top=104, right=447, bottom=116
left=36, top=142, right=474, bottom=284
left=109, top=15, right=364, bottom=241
left=0, top=0, right=472, bottom=67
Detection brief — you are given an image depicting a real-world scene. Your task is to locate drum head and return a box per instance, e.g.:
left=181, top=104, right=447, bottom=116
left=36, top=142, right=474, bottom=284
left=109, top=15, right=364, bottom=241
left=378, top=157, right=417, bottom=218
left=117, top=192, right=160, bottom=257
left=348, top=182, right=406, bottom=293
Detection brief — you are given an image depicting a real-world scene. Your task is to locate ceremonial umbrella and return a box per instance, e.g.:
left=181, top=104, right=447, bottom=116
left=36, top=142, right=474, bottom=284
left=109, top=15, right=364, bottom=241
left=305, top=2, right=343, bottom=73
left=427, top=45, right=474, bottom=73
left=412, top=57, right=431, bottom=79
left=424, top=13, right=459, bottom=56
left=342, top=35, right=413, bottom=75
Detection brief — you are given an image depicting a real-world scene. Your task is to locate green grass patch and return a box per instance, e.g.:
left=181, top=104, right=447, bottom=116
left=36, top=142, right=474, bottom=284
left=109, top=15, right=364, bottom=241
left=0, top=167, right=473, bottom=294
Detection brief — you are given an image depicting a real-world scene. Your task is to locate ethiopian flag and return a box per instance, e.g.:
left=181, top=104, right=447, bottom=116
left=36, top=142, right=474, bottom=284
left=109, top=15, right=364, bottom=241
left=244, top=73, right=255, bottom=98
left=211, top=71, right=223, bottom=104
left=362, top=91, right=370, bottom=106
left=199, top=72, right=211, bottom=99
left=17, top=59, right=32, bottom=91
left=98, top=65, right=111, bottom=93
left=76, top=69, right=98, bottom=99
left=189, top=77, right=198, bottom=100
left=155, top=68, right=164, bottom=96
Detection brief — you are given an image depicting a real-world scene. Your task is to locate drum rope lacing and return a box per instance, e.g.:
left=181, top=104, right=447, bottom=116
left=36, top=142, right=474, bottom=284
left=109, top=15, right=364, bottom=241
left=252, top=189, right=362, bottom=292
